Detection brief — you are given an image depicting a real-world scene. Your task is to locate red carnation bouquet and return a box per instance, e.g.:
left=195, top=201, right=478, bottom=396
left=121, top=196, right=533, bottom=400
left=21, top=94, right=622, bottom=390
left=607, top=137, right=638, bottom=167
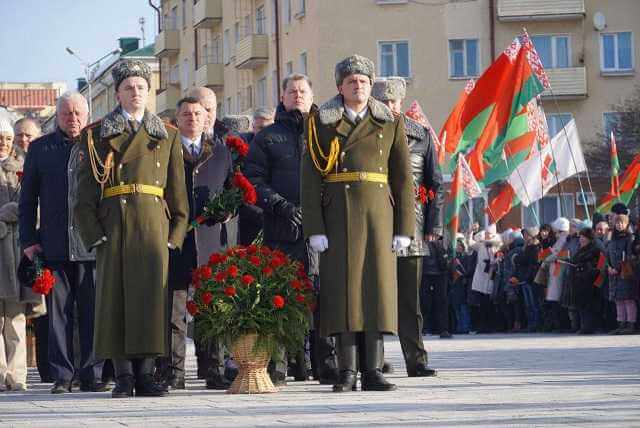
left=188, top=134, right=257, bottom=231
left=415, top=184, right=435, bottom=205
left=31, top=254, right=56, bottom=295
left=188, top=244, right=314, bottom=355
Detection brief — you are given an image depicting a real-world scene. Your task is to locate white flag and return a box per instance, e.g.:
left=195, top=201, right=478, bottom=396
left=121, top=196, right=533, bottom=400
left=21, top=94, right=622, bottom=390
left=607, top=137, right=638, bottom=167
left=509, top=119, right=586, bottom=206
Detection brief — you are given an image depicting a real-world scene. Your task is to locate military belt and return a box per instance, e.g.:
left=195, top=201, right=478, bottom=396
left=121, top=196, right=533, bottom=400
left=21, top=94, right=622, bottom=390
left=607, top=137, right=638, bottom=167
left=103, top=184, right=164, bottom=198
left=324, top=172, right=388, bottom=184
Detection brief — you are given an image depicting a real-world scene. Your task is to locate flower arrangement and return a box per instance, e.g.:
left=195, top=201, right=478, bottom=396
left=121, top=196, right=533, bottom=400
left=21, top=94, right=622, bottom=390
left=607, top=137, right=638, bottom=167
left=416, top=184, right=435, bottom=205
left=188, top=244, right=314, bottom=355
left=31, top=254, right=56, bottom=295
left=188, top=134, right=257, bottom=231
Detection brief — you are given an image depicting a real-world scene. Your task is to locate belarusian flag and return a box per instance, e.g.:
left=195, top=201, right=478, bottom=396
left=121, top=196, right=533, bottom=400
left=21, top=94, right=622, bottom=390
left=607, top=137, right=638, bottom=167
left=594, top=252, right=607, bottom=288
left=405, top=101, right=445, bottom=165
left=608, top=132, right=621, bottom=198
left=440, top=79, right=475, bottom=159
left=442, top=32, right=550, bottom=183
left=486, top=182, right=520, bottom=224
left=444, top=155, right=464, bottom=250
left=597, top=153, right=640, bottom=213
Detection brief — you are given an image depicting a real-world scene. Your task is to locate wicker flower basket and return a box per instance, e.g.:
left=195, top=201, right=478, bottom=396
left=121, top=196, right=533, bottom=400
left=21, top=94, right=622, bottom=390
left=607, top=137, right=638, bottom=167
left=227, top=333, right=278, bottom=394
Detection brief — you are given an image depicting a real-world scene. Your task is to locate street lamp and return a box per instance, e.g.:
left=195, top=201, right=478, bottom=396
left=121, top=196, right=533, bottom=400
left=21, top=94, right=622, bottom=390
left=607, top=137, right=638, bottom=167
left=66, top=47, right=122, bottom=119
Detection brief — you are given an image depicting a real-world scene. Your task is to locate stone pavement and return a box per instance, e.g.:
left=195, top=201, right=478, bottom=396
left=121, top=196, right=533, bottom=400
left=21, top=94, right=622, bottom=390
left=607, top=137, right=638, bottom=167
left=1, top=333, right=639, bottom=427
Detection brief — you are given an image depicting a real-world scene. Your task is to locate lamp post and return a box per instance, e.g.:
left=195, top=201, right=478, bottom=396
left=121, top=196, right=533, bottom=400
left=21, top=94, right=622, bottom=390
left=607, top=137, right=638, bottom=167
left=66, top=47, right=122, bottom=120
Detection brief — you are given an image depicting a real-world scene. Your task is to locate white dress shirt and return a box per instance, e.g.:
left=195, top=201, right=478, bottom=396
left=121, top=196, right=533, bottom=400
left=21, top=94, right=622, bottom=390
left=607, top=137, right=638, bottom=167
left=181, top=134, right=203, bottom=157
left=344, top=105, right=368, bottom=123
left=121, top=109, right=144, bottom=126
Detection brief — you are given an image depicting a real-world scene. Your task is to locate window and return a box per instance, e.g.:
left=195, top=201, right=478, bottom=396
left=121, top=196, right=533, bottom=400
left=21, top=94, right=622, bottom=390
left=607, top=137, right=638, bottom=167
left=225, top=97, right=232, bottom=115
left=546, top=113, right=573, bottom=138
left=522, top=194, right=575, bottom=228
left=449, top=39, right=478, bottom=78
left=160, top=58, right=170, bottom=89
left=223, top=29, right=230, bottom=64
left=199, top=29, right=221, bottom=66
left=601, top=32, right=634, bottom=72
left=169, top=64, right=180, bottom=85
left=163, top=8, right=178, bottom=31
left=243, top=14, right=252, bottom=38
left=296, top=0, right=306, bottom=18
left=459, top=196, right=488, bottom=231
left=299, top=52, right=307, bottom=75
left=234, top=22, right=240, bottom=47
left=530, top=35, right=570, bottom=69
left=285, top=0, right=292, bottom=24
left=256, top=5, right=265, bottom=35
left=378, top=40, right=410, bottom=77
left=286, top=61, right=293, bottom=75
left=182, top=58, right=189, bottom=89
left=271, top=0, right=277, bottom=34
left=181, top=0, right=187, bottom=29
left=257, top=77, right=267, bottom=107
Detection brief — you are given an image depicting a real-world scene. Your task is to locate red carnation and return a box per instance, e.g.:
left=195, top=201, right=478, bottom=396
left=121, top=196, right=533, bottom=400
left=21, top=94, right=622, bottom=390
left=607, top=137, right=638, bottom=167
left=261, top=266, right=273, bottom=277
left=32, top=268, right=56, bottom=295
left=191, top=270, right=201, bottom=288
left=243, top=187, right=257, bottom=205
left=227, top=265, right=239, bottom=277
left=186, top=301, right=199, bottom=316
left=295, top=294, right=306, bottom=303
left=199, top=266, right=212, bottom=280
left=272, top=295, right=285, bottom=309
left=225, top=135, right=249, bottom=157
left=290, top=279, right=302, bottom=290
left=224, top=286, right=237, bottom=297
left=416, top=185, right=428, bottom=204
left=304, top=279, right=313, bottom=290
left=270, top=256, right=285, bottom=268
left=246, top=245, right=258, bottom=255
left=260, top=247, right=271, bottom=256
left=201, top=291, right=214, bottom=306
left=214, top=271, right=227, bottom=282
left=209, top=253, right=227, bottom=265
left=249, top=256, right=261, bottom=266
left=241, top=274, right=255, bottom=286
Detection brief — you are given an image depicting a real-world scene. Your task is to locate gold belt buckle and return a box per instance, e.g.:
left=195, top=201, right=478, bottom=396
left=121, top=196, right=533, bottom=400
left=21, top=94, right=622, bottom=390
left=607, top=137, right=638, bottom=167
left=359, top=172, right=367, bottom=181
left=133, top=184, right=141, bottom=193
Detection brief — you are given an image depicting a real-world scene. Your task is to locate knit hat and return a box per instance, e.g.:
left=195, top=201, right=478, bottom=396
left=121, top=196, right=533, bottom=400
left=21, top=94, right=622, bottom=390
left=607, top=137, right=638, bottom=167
left=524, top=226, right=539, bottom=238
left=0, top=118, right=14, bottom=137
left=611, top=202, right=629, bottom=215
left=580, top=219, right=593, bottom=230
left=111, top=59, right=152, bottom=91
left=372, top=77, right=406, bottom=102
left=222, top=115, right=252, bottom=134
left=335, top=54, right=375, bottom=86
left=551, top=217, right=570, bottom=232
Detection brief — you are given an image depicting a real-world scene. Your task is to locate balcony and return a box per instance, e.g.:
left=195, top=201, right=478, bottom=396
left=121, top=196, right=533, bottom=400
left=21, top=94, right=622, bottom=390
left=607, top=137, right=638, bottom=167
left=154, top=30, right=180, bottom=58
left=195, top=62, right=224, bottom=88
left=497, top=0, right=585, bottom=21
left=156, top=86, right=180, bottom=118
left=541, top=67, right=587, bottom=99
left=235, top=34, right=269, bottom=69
left=193, top=0, right=222, bottom=29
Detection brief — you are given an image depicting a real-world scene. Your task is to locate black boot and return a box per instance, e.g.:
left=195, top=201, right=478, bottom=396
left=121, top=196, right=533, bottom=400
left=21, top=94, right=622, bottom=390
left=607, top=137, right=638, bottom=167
left=332, top=333, right=358, bottom=392
left=361, top=333, right=396, bottom=392
left=112, top=359, right=134, bottom=398
left=135, top=358, right=168, bottom=397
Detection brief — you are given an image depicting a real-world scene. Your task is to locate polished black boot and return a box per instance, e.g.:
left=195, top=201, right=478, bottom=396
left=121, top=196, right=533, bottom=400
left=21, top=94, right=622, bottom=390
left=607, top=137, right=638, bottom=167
left=112, top=359, right=134, bottom=398
left=135, top=358, right=168, bottom=397
left=333, top=333, right=358, bottom=392
left=361, top=333, right=397, bottom=391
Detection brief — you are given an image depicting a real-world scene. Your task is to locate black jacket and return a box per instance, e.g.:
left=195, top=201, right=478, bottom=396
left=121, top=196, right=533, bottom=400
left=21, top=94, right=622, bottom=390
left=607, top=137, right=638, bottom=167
left=238, top=131, right=264, bottom=245
left=244, top=104, right=307, bottom=244
left=19, top=129, right=80, bottom=262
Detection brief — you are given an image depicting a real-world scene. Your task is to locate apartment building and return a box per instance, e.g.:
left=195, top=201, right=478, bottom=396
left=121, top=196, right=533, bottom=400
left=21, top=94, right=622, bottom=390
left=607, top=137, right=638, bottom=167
left=155, top=0, right=640, bottom=228
left=0, top=81, right=67, bottom=120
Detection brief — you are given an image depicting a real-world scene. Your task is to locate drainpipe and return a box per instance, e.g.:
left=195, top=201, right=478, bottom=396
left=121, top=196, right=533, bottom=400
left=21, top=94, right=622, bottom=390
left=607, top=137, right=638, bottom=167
left=275, top=0, right=282, bottom=100
left=148, top=0, right=161, bottom=34
left=489, top=0, right=496, bottom=62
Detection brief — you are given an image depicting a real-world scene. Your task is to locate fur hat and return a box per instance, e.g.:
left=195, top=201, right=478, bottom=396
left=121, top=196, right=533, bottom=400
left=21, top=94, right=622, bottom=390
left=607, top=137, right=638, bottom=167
left=372, top=77, right=406, bottom=102
left=335, top=54, right=375, bottom=86
left=111, top=59, right=152, bottom=91
left=551, top=217, right=570, bottom=233
left=222, top=115, right=252, bottom=133
left=524, top=226, right=539, bottom=238
left=0, top=118, right=14, bottom=137
left=611, top=202, right=629, bottom=215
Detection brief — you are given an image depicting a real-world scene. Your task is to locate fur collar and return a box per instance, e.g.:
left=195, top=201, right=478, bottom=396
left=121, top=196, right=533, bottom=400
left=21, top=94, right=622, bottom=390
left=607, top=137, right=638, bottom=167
left=404, top=116, right=427, bottom=140
left=101, top=107, right=169, bottom=140
left=318, top=95, right=395, bottom=125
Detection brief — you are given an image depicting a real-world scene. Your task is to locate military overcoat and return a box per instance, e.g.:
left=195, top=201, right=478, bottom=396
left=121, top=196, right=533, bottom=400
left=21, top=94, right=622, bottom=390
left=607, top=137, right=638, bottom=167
left=301, top=95, right=414, bottom=337
left=74, top=108, right=188, bottom=359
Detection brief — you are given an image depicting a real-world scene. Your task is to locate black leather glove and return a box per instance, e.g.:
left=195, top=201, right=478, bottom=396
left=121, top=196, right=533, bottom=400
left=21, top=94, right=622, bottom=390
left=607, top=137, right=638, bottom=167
left=274, top=200, right=301, bottom=224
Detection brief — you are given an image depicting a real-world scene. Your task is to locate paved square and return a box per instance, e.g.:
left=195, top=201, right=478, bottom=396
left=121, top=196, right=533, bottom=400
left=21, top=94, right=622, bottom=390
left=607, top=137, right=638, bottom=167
left=1, top=334, right=639, bottom=427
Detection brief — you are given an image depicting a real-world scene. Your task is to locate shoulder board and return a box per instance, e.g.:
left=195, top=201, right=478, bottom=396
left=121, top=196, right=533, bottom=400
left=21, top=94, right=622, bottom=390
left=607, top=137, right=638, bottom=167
left=163, top=120, right=178, bottom=131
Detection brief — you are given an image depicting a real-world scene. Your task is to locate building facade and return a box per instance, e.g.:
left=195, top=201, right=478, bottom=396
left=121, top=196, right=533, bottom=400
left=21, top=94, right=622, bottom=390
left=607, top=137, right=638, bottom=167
left=0, top=82, right=67, bottom=120
left=154, top=0, right=640, bottom=228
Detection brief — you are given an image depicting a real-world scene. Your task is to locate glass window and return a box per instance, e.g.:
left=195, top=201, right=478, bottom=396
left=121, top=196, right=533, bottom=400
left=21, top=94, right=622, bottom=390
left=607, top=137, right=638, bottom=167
left=298, top=0, right=306, bottom=16
left=601, top=32, right=634, bottom=71
left=243, top=15, right=252, bottom=37
left=378, top=41, right=410, bottom=77
left=546, top=113, right=573, bottom=138
left=286, top=61, right=293, bottom=75
left=448, top=39, right=479, bottom=78
left=300, top=52, right=307, bottom=75
left=256, top=5, right=265, bottom=34
left=285, top=0, right=291, bottom=23
left=524, top=194, right=575, bottom=226
left=530, top=35, right=569, bottom=69
left=257, top=77, right=267, bottom=107
left=223, top=29, right=230, bottom=64
left=182, top=58, right=189, bottom=89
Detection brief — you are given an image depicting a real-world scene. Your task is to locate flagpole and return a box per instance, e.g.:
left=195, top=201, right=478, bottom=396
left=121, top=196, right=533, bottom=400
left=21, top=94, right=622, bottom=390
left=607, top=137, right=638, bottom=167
left=501, top=146, right=541, bottom=226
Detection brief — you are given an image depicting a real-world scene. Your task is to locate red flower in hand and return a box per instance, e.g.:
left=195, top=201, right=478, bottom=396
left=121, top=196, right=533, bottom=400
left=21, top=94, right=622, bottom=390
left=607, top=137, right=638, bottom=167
left=32, top=268, right=56, bottom=295
left=186, top=301, right=199, bottom=316
left=224, top=286, right=237, bottom=297
left=241, top=274, right=255, bottom=286
left=416, top=185, right=428, bottom=204
left=272, top=295, right=285, bottom=309
left=201, top=291, right=214, bottom=306
left=225, top=135, right=250, bottom=157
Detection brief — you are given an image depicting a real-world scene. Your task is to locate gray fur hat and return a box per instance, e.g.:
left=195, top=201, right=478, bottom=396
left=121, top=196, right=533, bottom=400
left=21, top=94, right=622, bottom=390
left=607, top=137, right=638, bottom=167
left=112, top=59, right=152, bottom=91
left=372, top=77, right=406, bottom=102
left=222, top=115, right=252, bottom=133
left=335, top=54, right=375, bottom=86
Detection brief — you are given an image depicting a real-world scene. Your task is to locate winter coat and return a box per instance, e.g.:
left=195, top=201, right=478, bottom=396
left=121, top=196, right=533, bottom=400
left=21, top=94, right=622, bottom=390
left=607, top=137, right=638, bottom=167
left=74, top=108, right=188, bottom=358
left=607, top=229, right=638, bottom=301
left=540, top=232, right=569, bottom=302
left=471, top=235, right=502, bottom=295
left=450, top=251, right=474, bottom=307
left=0, top=156, right=45, bottom=317
left=396, top=117, right=442, bottom=257
left=501, top=238, right=524, bottom=303
left=566, top=242, right=602, bottom=309
left=301, top=95, right=414, bottom=336
left=238, top=132, right=263, bottom=245
left=516, top=240, right=541, bottom=284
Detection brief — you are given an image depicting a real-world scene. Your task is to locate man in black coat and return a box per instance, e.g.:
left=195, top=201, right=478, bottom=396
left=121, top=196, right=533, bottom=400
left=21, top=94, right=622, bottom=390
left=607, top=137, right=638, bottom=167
left=19, top=92, right=105, bottom=394
left=244, top=73, right=337, bottom=385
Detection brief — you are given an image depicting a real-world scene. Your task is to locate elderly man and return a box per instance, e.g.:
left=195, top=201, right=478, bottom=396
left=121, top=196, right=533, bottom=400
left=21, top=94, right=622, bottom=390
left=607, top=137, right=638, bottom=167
left=13, top=118, right=41, bottom=156
left=74, top=60, right=188, bottom=398
left=302, top=55, right=414, bottom=392
left=251, top=107, right=275, bottom=136
left=19, top=92, right=105, bottom=394
left=372, top=77, right=441, bottom=376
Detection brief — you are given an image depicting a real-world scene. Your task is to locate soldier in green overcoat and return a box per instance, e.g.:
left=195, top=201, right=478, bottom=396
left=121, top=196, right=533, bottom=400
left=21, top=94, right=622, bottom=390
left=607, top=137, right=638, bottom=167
left=301, top=55, right=415, bottom=392
left=74, top=60, right=188, bottom=398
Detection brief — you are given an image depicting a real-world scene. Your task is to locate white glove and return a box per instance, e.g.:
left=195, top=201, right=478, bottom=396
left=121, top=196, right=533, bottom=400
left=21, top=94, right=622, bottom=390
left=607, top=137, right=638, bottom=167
left=392, top=235, right=411, bottom=252
left=309, top=234, right=329, bottom=252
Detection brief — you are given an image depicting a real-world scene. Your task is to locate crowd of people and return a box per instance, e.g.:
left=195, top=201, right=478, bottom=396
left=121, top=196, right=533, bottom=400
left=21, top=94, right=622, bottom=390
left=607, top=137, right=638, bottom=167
left=0, top=54, right=637, bottom=400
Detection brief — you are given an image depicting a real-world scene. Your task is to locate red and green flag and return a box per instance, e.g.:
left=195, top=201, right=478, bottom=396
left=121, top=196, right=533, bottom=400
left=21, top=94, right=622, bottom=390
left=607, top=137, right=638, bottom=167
left=608, top=131, right=621, bottom=198
left=486, top=182, right=520, bottom=224
left=596, top=152, right=640, bottom=213
left=594, top=252, right=607, bottom=288
left=444, top=155, right=481, bottom=249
